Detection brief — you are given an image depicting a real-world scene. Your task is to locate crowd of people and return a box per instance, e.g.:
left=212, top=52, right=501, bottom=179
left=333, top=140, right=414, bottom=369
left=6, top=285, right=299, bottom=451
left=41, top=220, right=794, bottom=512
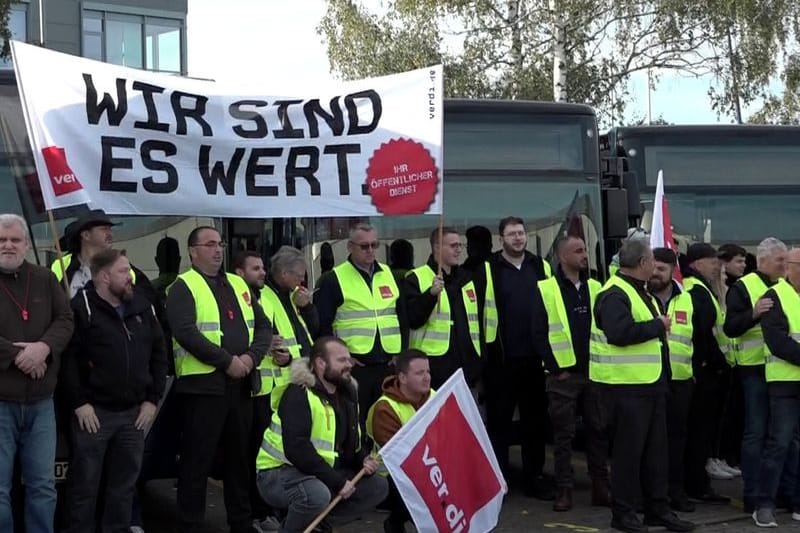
left=0, top=208, right=795, bottom=533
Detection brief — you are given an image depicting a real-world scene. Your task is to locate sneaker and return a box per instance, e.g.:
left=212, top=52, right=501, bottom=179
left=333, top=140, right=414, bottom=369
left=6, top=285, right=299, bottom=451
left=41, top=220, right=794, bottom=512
left=753, top=508, right=778, bottom=528
left=254, top=517, right=281, bottom=533
left=715, top=458, right=742, bottom=477
left=792, top=511, right=800, bottom=522
left=130, top=528, right=145, bottom=533
left=706, top=458, right=733, bottom=480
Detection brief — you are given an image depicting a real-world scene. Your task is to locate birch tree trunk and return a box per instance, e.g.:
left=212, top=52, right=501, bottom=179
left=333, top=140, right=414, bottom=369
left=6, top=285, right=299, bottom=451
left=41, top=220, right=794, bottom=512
left=549, top=0, right=567, bottom=101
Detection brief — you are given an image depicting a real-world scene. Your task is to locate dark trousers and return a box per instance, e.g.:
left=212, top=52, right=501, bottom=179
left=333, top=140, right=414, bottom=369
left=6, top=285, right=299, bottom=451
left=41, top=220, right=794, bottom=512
left=64, top=406, right=144, bottom=533
left=667, top=379, right=694, bottom=501
left=546, top=373, right=609, bottom=487
left=485, top=357, right=548, bottom=480
left=386, top=476, right=411, bottom=526
left=607, top=390, right=670, bottom=518
left=757, top=389, right=800, bottom=509
left=177, top=385, right=253, bottom=532
left=685, top=368, right=728, bottom=495
left=351, top=363, right=392, bottom=428
left=719, top=368, right=743, bottom=465
left=250, top=394, right=273, bottom=520
left=741, top=374, right=769, bottom=506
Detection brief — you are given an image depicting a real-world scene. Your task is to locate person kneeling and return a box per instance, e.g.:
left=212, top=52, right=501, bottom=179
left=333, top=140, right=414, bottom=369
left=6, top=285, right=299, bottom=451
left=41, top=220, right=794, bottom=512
left=256, top=336, right=388, bottom=532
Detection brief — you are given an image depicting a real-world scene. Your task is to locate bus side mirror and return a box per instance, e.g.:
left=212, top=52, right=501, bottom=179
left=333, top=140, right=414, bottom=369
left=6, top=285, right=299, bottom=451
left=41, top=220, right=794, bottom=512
left=623, top=171, right=642, bottom=220
left=602, top=189, right=629, bottom=238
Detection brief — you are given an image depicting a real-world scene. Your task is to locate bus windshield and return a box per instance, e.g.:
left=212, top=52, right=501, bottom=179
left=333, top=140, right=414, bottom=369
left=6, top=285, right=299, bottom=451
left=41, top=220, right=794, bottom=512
left=613, top=126, right=800, bottom=247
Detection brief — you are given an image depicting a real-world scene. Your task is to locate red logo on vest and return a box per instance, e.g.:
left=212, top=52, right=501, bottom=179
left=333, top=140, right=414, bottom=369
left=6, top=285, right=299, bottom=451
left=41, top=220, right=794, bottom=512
left=466, top=288, right=476, bottom=302
left=675, top=310, right=688, bottom=325
left=242, top=291, right=252, bottom=306
left=379, top=285, right=393, bottom=299
left=41, top=146, right=83, bottom=196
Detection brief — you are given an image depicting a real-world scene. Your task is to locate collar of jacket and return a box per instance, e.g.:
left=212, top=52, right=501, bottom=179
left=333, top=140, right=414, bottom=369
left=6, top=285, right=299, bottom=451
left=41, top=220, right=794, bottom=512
left=289, top=357, right=359, bottom=404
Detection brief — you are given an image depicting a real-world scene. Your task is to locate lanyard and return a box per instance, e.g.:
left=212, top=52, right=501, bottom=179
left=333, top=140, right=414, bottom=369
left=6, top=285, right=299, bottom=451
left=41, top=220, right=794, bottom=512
left=0, top=266, right=31, bottom=321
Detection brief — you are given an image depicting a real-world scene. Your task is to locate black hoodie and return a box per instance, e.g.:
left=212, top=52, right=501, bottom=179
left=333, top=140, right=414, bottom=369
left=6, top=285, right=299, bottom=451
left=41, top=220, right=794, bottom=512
left=62, top=283, right=168, bottom=410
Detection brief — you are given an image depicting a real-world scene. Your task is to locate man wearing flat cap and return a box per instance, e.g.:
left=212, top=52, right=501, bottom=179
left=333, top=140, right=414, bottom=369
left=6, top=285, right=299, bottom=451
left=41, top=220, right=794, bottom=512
left=680, top=243, right=732, bottom=504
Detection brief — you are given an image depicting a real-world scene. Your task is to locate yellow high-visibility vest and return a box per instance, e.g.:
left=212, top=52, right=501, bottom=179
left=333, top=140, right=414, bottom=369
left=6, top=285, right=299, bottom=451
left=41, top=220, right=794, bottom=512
left=172, top=270, right=254, bottom=378
left=683, top=276, right=733, bottom=366
left=332, top=261, right=401, bottom=356
left=665, top=290, right=694, bottom=380
left=589, top=276, right=664, bottom=385
left=731, top=273, right=770, bottom=366
left=765, top=279, right=800, bottom=382
left=537, top=276, right=601, bottom=369
left=407, top=264, right=480, bottom=356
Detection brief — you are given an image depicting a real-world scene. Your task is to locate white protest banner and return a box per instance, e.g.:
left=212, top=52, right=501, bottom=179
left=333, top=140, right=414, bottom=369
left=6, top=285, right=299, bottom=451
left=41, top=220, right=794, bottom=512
left=11, top=41, right=443, bottom=218
left=379, top=370, right=507, bottom=533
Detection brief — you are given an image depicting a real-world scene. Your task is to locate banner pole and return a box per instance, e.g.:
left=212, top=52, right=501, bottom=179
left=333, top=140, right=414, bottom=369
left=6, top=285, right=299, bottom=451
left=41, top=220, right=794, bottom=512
left=436, top=214, right=444, bottom=312
left=302, top=467, right=367, bottom=533
left=47, top=210, right=71, bottom=297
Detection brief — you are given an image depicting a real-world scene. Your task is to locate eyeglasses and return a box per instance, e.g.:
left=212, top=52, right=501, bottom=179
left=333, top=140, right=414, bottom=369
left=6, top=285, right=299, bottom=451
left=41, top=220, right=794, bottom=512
left=192, top=241, right=226, bottom=249
left=350, top=241, right=380, bottom=251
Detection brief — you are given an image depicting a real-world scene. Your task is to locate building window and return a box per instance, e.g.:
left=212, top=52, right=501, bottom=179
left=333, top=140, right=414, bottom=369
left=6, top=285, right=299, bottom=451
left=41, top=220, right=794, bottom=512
left=1, top=5, right=28, bottom=69
left=82, top=9, right=184, bottom=73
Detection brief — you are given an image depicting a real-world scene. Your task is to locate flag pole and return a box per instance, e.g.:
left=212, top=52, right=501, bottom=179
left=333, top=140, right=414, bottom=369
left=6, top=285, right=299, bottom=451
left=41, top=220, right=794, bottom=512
left=47, top=210, right=70, bottom=296
left=436, top=214, right=443, bottom=312
left=302, top=467, right=368, bottom=533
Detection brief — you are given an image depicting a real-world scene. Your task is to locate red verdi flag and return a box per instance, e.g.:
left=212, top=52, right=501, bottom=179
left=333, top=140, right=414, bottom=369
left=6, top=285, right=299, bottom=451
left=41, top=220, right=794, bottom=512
left=379, top=370, right=506, bottom=532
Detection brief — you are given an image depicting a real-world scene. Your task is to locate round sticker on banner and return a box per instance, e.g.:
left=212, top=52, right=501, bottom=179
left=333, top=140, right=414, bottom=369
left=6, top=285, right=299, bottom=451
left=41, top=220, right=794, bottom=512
left=366, top=138, right=439, bottom=215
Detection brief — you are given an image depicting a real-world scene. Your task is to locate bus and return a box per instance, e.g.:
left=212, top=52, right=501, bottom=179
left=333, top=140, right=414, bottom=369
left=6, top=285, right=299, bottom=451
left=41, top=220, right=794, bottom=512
left=603, top=125, right=800, bottom=248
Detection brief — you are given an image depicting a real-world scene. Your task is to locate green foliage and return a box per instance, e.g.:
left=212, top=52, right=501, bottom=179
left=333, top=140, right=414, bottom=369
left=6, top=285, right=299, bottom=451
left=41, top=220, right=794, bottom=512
left=0, top=0, right=12, bottom=59
left=319, top=0, right=800, bottom=123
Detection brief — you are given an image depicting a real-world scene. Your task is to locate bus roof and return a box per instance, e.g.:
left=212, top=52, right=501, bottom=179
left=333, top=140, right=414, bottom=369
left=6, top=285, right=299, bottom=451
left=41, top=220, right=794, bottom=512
left=608, top=124, right=800, bottom=140
left=445, top=98, right=596, bottom=117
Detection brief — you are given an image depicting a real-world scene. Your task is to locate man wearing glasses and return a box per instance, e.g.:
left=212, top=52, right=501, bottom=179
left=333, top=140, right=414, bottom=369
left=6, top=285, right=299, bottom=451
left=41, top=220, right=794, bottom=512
left=404, top=227, right=482, bottom=388
left=315, top=223, right=404, bottom=428
left=166, top=226, right=272, bottom=533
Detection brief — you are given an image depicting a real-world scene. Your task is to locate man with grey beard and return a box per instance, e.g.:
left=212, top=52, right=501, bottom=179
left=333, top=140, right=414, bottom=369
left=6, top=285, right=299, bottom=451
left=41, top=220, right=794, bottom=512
left=0, top=213, right=73, bottom=533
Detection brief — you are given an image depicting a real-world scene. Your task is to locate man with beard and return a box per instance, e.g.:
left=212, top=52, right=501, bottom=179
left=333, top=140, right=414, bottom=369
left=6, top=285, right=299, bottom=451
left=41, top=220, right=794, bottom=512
left=61, top=249, right=167, bottom=532
left=256, top=337, right=387, bottom=533
left=405, top=227, right=482, bottom=388
left=534, top=235, right=609, bottom=511
left=0, top=214, right=73, bottom=533
left=167, top=226, right=271, bottom=533
left=481, top=216, right=554, bottom=499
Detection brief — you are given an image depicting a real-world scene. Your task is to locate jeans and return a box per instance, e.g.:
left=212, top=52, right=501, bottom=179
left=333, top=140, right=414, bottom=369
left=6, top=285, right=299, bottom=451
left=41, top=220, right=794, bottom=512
left=756, top=392, right=800, bottom=509
left=0, top=398, right=57, bottom=533
left=741, top=374, right=769, bottom=506
left=257, top=466, right=388, bottom=533
left=64, top=406, right=144, bottom=533
left=666, top=379, right=693, bottom=500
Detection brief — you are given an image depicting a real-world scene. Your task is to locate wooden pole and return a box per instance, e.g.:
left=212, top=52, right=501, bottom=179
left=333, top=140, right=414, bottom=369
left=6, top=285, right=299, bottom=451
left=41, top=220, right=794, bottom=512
left=436, top=214, right=444, bottom=312
left=47, top=210, right=71, bottom=297
left=302, top=467, right=368, bottom=533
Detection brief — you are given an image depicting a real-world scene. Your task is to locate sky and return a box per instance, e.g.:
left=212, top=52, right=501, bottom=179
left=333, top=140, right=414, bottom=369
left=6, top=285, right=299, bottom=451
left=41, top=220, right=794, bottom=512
left=186, top=0, right=763, bottom=126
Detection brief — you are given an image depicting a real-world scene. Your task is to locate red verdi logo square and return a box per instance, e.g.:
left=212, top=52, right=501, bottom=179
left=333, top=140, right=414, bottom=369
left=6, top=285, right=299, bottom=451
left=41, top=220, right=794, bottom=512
left=379, top=285, right=393, bottom=299
left=400, top=395, right=501, bottom=532
left=41, top=146, right=83, bottom=196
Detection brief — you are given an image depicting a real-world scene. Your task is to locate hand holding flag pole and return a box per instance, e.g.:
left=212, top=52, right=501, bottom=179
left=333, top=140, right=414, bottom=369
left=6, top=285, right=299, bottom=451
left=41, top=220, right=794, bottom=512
left=302, top=467, right=369, bottom=533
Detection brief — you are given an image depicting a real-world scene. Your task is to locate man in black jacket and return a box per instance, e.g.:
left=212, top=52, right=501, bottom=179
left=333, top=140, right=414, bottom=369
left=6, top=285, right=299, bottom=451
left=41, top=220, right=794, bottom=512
left=593, top=239, right=694, bottom=533
left=404, top=227, right=483, bottom=388
left=256, top=337, right=387, bottom=532
left=62, top=248, right=167, bottom=532
left=481, top=216, right=554, bottom=499
left=167, top=226, right=271, bottom=533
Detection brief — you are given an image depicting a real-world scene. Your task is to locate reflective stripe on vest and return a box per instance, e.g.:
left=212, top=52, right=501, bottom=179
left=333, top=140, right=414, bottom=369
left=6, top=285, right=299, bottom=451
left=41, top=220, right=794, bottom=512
left=255, top=285, right=312, bottom=397
left=765, top=279, right=800, bottom=382
left=666, top=290, right=694, bottom=380
left=51, top=253, right=138, bottom=285
left=407, top=264, right=480, bottom=356
left=171, top=270, right=255, bottom=378
left=683, top=276, right=734, bottom=366
left=483, top=262, right=498, bottom=344
left=589, top=276, right=664, bottom=385
left=537, top=276, right=601, bottom=369
left=256, top=388, right=342, bottom=470
left=332, top=261, right=401, bottom=355
left=366, top=389, right=436, bottom=476
left=732, top=273, right=770, bottom=366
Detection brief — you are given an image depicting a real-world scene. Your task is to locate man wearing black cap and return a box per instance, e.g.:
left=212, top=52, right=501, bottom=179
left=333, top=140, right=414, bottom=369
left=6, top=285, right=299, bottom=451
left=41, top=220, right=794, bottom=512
left=681, top=243, right=731, bottom=504
left=51, top=210, right=158, bottom=306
